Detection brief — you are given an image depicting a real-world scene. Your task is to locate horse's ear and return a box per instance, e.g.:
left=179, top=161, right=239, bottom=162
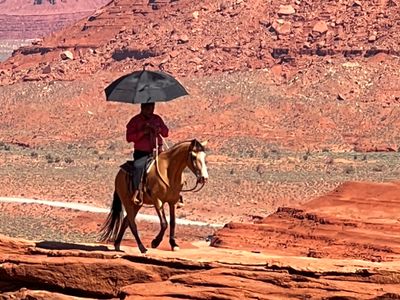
left=191, top=139, right=207, bottom=151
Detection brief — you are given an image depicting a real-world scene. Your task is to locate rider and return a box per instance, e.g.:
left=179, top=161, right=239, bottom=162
left=126, top=102, right=185, bottom=208
left=127, top=102, right=168, bottom=159
left=126, top=102, right=168, bottom=205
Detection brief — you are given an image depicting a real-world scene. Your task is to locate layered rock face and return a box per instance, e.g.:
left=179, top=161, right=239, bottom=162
left=0, top=0, right=110, bottom=39
left=0, top=13, right=99, bottom=39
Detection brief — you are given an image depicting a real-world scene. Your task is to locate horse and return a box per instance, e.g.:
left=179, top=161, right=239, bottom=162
left=99, top=139, right=209, bottom=253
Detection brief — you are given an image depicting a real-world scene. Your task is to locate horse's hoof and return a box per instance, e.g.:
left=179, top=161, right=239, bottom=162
left=151, top=239, right=160, bottom=249
left=114, top=244, right=121, bottom=252
left=139, top=246, right=148, bottom=254
left=172, top=246, right=180, bottom=251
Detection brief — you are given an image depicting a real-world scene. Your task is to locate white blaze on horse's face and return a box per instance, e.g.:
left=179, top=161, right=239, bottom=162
left=189, top=140, right=209, bottom=184
left=196, top=151, right=209, bottom=181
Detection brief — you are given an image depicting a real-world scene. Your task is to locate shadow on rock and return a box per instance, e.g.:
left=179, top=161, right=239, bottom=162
left=35, top=240, right=110, bottom=251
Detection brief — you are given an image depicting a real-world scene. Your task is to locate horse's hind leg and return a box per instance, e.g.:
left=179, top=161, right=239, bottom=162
left=151, top=201, right=168, bottom=249
left=114, top=216, right=128, bottom=251
left=168, top=202, right=179, bottom=251
left=126, top=206, right=147, bottom=254
left=118, top=171, right=147, bottom=253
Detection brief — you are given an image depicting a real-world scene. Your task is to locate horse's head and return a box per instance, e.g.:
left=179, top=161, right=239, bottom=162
left=187, top=139, right=209, bottom=185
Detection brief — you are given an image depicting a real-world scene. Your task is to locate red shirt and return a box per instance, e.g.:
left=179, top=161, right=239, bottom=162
left=126, top=113, right=169, bottom=152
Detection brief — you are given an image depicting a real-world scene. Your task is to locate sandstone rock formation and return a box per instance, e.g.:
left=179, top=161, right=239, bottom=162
left=0, top=232, right=399, bottom=299
left=1, top=0, right=399, bottom=84
left=212, top=181, right=400, bottom=262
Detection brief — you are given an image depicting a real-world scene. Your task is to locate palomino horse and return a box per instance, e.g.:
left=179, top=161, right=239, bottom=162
left=99, top=139, right=208, bottom=253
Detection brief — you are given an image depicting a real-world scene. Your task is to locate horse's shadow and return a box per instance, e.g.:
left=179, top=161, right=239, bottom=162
left=35, top=241, right=111, bottom=252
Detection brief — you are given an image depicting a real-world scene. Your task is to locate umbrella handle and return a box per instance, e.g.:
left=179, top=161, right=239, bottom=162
left=153, top=135, right=169, bottom=158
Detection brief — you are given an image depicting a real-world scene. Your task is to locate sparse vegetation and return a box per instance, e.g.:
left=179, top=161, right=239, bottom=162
left=45, top=153, right=55, bottom=163
left=372, top=165, right=384, bottom=172
left=344, top=166, right=355, bottom=174
left=0, top=142, right=11, bottom=151
left=64, top=157, right=74, bottom=164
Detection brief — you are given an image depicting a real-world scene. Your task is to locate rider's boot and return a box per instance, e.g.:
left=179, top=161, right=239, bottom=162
left=132, top=189, right=142, bottom=206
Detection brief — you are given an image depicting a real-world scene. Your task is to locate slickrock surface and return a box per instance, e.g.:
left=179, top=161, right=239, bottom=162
left=0, top=234, right=399, bottom=299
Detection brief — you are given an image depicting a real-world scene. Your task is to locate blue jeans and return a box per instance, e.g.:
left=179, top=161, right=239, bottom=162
left=132, top=150, right=152, bottom=190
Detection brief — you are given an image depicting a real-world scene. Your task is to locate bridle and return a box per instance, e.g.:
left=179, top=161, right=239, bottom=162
left=181, top=149, right=206, bottom=193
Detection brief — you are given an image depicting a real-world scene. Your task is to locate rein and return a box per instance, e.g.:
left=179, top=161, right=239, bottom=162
left=181, top=181, right=205, bottom=193
left=153, top=136, right=170, bottom=188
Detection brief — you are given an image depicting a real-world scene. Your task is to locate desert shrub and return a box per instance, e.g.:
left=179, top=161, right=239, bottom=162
left=45, top=153, right=54, bottom=163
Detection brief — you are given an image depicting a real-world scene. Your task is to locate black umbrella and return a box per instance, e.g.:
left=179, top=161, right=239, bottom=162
left=104, top=70, right=189, bottom=104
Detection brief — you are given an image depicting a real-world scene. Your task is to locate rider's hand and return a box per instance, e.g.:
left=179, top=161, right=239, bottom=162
left=147, top=123, right=159, bottom=134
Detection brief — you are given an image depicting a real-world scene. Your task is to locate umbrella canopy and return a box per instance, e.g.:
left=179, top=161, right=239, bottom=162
left=104, top=70, right=189, bottom=104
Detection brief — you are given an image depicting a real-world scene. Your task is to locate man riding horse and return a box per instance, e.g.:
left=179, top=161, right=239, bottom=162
left=100, top=138, right=208, bottom=253
left=102, top=70, right=206, bottom=253
left=126, top=102, right=184, bottom=207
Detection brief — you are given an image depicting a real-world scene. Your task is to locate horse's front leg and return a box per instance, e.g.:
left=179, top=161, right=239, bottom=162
left=151, top=200, right=168, bottom=249
left=168, top=202, right=179, bottom=251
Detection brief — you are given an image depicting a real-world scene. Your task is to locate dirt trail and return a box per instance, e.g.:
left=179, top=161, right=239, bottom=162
left=0, top=196, right=223, bottom=228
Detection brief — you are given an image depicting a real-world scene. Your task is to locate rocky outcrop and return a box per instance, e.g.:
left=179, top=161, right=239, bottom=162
left=212, top=181, right=400, bottom=262
left=0, top=234, right=399, bottom=299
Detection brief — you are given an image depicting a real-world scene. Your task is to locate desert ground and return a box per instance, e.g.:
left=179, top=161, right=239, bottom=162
left=0, top=0, right=400, bottom=299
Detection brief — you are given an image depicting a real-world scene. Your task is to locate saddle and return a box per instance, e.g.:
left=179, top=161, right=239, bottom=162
left=120, top=158, right=155, bottom=198
left=120, top=160, right=136, bottom=174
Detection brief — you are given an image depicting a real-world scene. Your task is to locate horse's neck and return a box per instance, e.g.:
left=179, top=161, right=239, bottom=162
left=160, top=143, right=189, bottom=187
